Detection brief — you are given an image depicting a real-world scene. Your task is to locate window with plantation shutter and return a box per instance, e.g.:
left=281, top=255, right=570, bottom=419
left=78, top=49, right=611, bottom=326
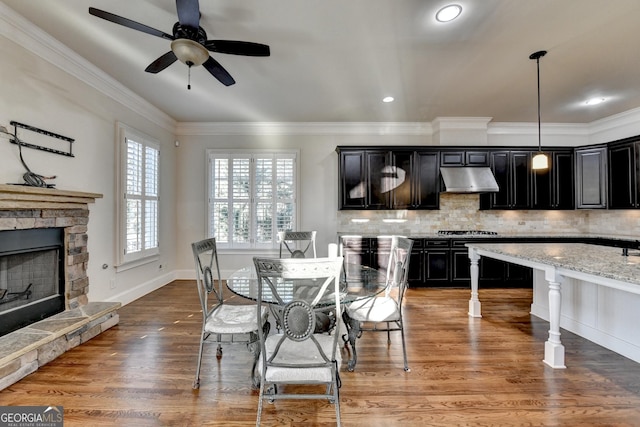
left=117, top=123, right=160, bottom=267
left=207, top=150, right=298, bottom=250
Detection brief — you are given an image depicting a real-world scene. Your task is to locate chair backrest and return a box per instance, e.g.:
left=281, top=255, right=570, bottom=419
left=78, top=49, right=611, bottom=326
left=253, top=257, right=344, bottom=368
left=192, top=238, right=223, bottom=315
left=278, top=231, right=317, bottom=258
left=384, top=236, right=414, bottom=306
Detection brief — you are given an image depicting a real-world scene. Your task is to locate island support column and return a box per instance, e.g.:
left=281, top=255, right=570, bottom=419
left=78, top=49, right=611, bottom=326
left=543, top=268, right=566, bottom=369
left=468, top=247, right=482, bottom=318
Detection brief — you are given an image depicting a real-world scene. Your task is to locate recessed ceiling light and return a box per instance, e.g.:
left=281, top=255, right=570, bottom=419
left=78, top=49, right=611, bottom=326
left=436, top=4, right=462, bottom=22
left=585, top=97, right=606, bottom=106
left=382, top=96, right=394, bottom=103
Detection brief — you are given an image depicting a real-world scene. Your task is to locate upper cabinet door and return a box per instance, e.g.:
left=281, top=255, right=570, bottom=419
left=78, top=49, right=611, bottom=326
left=413, top=151, right=440, bottom=209
left=339, top=150, right=367, bottom=209
left=575, top=146, right=607, bottom=209
left=608, top=142, right=638, bottom=209
left=510, top=151, right=531, bottom=209
left=391, top=151, right=414, bottom=209
left=481, top=151, right=531, bottom=209
left=366, top=151, right=392, bottom=209
left=440, top=150, right=489, bottom=166
left=552, top=151, right=575, bottom=209
left=532, top=150, right=574, bottom=210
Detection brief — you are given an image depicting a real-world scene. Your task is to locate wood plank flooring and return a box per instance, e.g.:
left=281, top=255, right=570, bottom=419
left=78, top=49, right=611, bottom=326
left=2, top=281, right=640, bottom=426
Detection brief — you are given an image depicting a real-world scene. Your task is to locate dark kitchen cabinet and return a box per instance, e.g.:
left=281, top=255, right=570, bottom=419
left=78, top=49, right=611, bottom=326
left=339, top=236, right=395, bottom=277
left=340, top=236, right=373, bottom=268
left=451, top=241, right=471, bottom=284
left=480, top=151, right=531, bottom=209
left=338, top=150, right=367, bottom=209
left=337, top=147, right=439, bottom=210
left=608, top=138, right=640, bottom=209
left=412, top=151, right=440, bottom=209
left=337, top=149, right=391, bottom=209
left=423, top=239, right=450, bottom=285
left=440, top=150, right=489, bottom=167
left=366, top=150, right=392, bottom=209
left=390, top=151, right=414, bottom=209
left=407, top=239, right=424, bottom=287
left=575, top=145, right=607, bottom=209
left=532, top=150, right=574, bottom=209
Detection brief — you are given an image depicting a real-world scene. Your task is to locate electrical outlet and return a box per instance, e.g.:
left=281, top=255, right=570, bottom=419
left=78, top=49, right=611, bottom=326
left=109, top=278, right=116, bottom=289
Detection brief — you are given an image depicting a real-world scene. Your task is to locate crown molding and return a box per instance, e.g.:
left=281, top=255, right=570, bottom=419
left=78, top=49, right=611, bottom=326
left=0, top=3, right=175, bottom=133
left=432, top=117, right=492, bottom=131
left=176, top=121, right=433, bottom=136
left=588, top=106, right=640, bottom=143
left=488, top=122, right=589, bottom=136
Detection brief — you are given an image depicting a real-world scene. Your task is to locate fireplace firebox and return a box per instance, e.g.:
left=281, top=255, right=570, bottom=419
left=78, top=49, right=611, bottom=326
left=0, top=227, right=65, bottom=337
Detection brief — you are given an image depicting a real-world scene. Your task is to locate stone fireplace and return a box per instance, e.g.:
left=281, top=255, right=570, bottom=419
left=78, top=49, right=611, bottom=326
left=0, top=184, right=120, bottom=390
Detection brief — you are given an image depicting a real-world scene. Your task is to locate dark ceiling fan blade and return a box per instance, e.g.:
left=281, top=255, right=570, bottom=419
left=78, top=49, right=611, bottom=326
left=145, top=51, right=178, bottom=73
left=204, top=40, right=271, bottom=57
left=202, top=57, right=236, bottom=86
left=176, top=0, right=200, bottom=29
left=88, top=7, right=174, bottom=41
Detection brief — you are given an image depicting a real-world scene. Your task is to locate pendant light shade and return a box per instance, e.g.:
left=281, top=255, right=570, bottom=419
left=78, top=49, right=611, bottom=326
left=532, top=152, right=549, bottom=169
left=530, top=50, right=549, bottom=171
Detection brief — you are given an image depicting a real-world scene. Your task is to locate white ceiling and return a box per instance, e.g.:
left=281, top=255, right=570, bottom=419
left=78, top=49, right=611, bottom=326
left=4, top=0, right=640, bottom=124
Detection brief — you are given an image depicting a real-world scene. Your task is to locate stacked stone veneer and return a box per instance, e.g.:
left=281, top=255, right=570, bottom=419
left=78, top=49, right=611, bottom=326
left=0, top=185, right=120, bottom=390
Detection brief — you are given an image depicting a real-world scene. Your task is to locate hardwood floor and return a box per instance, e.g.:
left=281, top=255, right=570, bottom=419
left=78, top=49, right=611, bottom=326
left=2, top=281, right=640, bottom=426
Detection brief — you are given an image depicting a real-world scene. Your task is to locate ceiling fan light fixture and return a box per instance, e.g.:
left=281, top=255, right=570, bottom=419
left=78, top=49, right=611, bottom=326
left=171, top=38, right=209, bottom=66
left=436, top=4, right=462, bottom=22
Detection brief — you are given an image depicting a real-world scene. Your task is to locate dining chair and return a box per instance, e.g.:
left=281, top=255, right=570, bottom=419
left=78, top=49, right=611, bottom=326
left=191, top=238, right=269, bottom=389
left=253, top=256, right=345, bottom=426
left=277, top=230, right=317, bottom=258
left=343, top=235, right=413, bottom=372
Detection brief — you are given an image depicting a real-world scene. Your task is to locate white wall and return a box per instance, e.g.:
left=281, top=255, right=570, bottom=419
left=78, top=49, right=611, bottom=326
left=174, top=131, right=435, bottom=276
left=0, top=35, right=178, bottom=305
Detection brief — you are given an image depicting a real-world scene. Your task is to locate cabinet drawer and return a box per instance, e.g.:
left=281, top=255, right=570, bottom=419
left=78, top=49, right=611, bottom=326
left=424, top=239, right=450, bottom=247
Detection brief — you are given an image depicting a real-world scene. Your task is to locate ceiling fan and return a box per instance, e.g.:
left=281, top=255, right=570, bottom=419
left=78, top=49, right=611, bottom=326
left=88, top=0, right=270, bottom=88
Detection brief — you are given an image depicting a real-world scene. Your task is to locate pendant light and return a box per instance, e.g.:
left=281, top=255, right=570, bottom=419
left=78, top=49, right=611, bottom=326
left=530, top=50, right=549, bottom=170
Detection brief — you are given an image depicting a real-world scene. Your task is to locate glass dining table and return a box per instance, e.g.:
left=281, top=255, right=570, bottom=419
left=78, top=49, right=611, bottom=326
left=226, top=261, right=388, bottom=371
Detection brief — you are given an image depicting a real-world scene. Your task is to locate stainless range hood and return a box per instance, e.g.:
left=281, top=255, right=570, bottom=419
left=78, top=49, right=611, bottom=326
left=440, top=167, right=499, bottom=193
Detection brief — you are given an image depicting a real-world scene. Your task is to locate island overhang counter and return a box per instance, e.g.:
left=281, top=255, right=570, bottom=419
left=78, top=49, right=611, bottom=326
left=465, top=242, right=640, bottom=369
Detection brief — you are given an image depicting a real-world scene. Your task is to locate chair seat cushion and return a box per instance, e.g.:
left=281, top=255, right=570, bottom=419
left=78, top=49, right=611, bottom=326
left=346, top=296, right=400, bottom=323
left=259, top=334, right=341, bottom=383
left=205, top=304, right=268, bottom=334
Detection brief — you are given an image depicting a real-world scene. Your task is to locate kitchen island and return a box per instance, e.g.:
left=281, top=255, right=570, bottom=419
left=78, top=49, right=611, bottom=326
left=466, top=242, right=640, bottom=368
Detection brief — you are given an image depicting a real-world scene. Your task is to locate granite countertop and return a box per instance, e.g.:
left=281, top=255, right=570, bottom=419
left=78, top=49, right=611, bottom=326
left=465, top=242, right=640, bottom=287
left=337, top=232, right=640, bottom=242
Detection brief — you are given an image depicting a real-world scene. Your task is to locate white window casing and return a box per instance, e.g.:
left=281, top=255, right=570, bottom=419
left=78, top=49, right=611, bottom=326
left=116, top=122, right=160, bottom=267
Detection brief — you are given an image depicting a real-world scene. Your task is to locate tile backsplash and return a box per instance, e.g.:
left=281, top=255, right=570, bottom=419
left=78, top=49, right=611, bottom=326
left=337, top=193, right=640, bottom=237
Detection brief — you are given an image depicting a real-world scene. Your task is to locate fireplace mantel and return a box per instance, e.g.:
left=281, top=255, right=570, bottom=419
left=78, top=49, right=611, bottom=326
left=0, top=184, right=102, bottom=210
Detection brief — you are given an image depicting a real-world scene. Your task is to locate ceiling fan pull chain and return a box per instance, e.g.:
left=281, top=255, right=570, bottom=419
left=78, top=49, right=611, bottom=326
left=187, top=64, right=192, bottom=90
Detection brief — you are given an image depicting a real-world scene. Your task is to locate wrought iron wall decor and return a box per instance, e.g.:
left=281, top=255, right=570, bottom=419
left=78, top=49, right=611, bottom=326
left=10, top=121, right=75, bottom=157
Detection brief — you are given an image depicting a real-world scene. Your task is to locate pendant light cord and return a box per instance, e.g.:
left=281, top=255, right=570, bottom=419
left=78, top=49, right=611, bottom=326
left=529, top=50, right=547, bottom=153
left=536, top=56, right=541, bottom=152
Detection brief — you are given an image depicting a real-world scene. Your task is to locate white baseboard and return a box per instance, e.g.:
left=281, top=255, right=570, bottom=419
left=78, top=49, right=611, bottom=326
left=104, top=271, right=176, bottom=306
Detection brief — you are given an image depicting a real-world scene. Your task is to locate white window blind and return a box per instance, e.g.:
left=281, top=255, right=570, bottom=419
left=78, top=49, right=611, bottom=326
left=117, top=123, right=160, bottom=266
left=207, top=150, right=298, bottom=249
